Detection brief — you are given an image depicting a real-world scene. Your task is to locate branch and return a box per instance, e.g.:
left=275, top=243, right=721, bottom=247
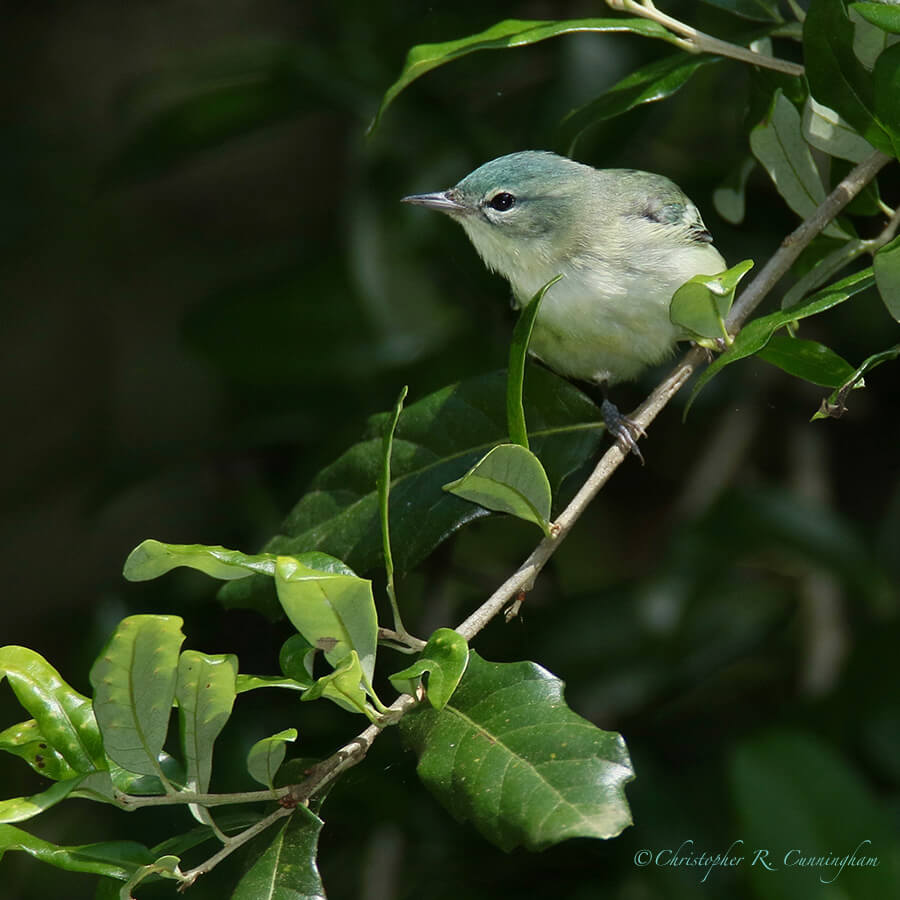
left=606, top=0, right=804, bottom=77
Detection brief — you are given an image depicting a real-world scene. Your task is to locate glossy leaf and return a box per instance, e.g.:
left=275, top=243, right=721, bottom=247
left=232, top=806, right=325, bottom=900
left=89, top=615, right=185, bottom=778
left=369, top=17, right=671, bottom=133
left=301, top=651, right=378, bottom=718
left=850, top=2, right=897, bottom=68
left=275, top=555, right=378, bottom=684
left=379, top=386, right=407, bottom=634
left=730, top=732, right=900, bottom=897
left=444, top=443, right=553, bottom=536
left=670, top=259, right=754, bottom=341
left=697, top=0, right=782, bottom=21
left=0, top=646, right=106, bottom=775
left=873, top=43, right=900, bottom=158
left=176, top=651, right=238, bottom=821
left=873, top=234, right=900, bottom=321
left=713, top=157, right=756, bottom=225
left=508, top=276, right=560, bottom=448
left=851, top=2, right=900, bottom=33
left=0, top=719, right=78, bottom=782
left=218, top=368, right=603, bottom=614
left=755, top=333, right=857, bottom=387
left=814, top=344, right=900, bottom=419
left=123, top=540, right=277, bottom=582
left=400, top=652, right=634, bottom=851
left=688, top=268, right=876, bottom=411
left=390, top=628, right=469, bottom=710
left=561, top=54, right=718, bottom=153
left=0, top=775, right=93, bottom=824
left=278, top=633, right=317, bottom=686
left=801, top=96, right=877, bottom=163
left=0, top=824, right=153, bottom=880
left=804, top=0, right=893, bottom=154
left=750, top=90, right=849, bottom=239
left=235, top=674, right=310, bottom=693
left=247, top=729, right=298, bottom=789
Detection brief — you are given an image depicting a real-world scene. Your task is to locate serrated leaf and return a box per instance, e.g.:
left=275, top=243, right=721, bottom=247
left=368, top=17, right=671, bottom=134
left=232, top=806, right=325, bottom=900
left=697, top=0, right=782, bottom=21
left=123, top=540, right=276, bottom=582
left=730, top=732, right=900, bottom=896
left=561, top=53, right=719, bottom=152
left=670, top=259, right=755, bottom=340
left=688, top=268, right=875, bottom=412
left=89, top=615, right=185, bottom=778
left=751, top=90, right=850, bottom=239
left=755, top=333, right=857, bottom=387
left=801, top=96, right=878, bottom=163
left=390, top=628, right=469, bottom=710
left=804, top=0, right=894, bottom=154
left=247, top=729, right=298, bottom=789
left=275, top=555, right=378, bottom=685
left=0, top=824, right=154, bottom=880
left=301, top=651, right=377, bottom=718
left=0, top=719, right=79, bottom=782
left=399, top=652, right=634, bottom=851
left=0, top=646, right=106, bottom=775
left=444, top=444, right=553, bottom=536
left=219, top=368, right=603, bottom=615
left=874, top=235, right=900, bottom=321
left=176, top=651, right=237, bottom=822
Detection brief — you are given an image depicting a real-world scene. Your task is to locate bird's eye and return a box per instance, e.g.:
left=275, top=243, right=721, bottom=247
left=488, top=192, right=516, bottom=212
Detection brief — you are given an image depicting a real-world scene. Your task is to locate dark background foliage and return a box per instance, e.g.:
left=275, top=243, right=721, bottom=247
left=1, top=1, right=898, bottom=898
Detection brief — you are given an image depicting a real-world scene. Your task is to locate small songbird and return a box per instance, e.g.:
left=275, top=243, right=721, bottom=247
left=402, top=151, right=726, bottom=456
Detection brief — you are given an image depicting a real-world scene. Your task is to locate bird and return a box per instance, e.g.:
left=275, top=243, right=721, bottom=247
left=402, top=150, right=726, bottom=458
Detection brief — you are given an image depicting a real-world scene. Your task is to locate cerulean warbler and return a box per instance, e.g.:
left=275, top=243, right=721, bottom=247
left=403, top=151, right=726, bottom=456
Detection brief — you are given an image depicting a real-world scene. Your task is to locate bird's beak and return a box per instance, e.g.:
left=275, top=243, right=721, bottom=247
left=401, top=190, right=467, bottom=214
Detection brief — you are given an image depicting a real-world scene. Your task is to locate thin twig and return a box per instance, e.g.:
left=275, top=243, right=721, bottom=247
left=606, top=0, right=804, bottom=76
left=116, top=787, right=288, bottom=809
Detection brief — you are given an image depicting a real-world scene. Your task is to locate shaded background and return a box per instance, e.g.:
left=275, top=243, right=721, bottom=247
left=2, top=1, right=898, bottom=898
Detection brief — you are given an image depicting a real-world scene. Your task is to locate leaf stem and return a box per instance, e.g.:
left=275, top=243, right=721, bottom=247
left=606, top=0, right=804, bottom=76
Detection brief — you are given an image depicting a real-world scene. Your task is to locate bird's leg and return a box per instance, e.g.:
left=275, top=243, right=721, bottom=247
left=598, top=381, right=646, bottom=464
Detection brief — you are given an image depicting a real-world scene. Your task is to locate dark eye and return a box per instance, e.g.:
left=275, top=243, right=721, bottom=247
left=488, top=192, right=516, bottom=212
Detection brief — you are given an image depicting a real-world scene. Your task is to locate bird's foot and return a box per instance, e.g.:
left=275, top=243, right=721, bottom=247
left=601, top=398, right=645, bottom=464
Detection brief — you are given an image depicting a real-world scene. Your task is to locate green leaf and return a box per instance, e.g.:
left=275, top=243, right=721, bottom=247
left=874, top=235, right=900, bottom=320
left=176, top=651, right=237, bottom=819
left=730, top=731, right=900, bottom=897
left=0, top=719, right=79, bottom=782
left=278, top=633, right=317, bottom=686
left=379, top=386, right=408, bottom=635
left=0, top=824, right=154, bottom=880
left=801, top=96, right=878, bottom=163
left=750, top=90, right=850, bottom=239
left=0, top=775, right=95, bottom=824
left=688, top=268, right=876, bottom=411
left=235, top=674, right=311, bottom=693
left=755, top=333, right=857, bottom=387
left=0, top=646, right=106, bottom=774
left=246, top=729, right=298, bottom=789
left=444, top=443, right=553, bottom=536
left=368, top=17, right=671, bottom=134
left=873, top=42, right=900, bottom=157
left=301, top=651, right=379, bottom=719
left=850, top=2, right=897, bottom=68
left=89, top=615, right=185, bottom=778
left=218, top=368, right=603, bottom=615
left=814, top=343, right=900, bottom=419
left=123, top=540, right=276, bottom=582
left=232, top=806, right=325, bottom=900
left=508, top=276, right=560, bottom=449
left=804, top=0, right=894, bottom=154
left=389, top=628, right=469, bottom=710
left=275, top=555, right=378, bottom=684
left=851, top=2, right=900, bottom=34
left=560, top=53, right=719, bottom=153
left=713, top=157, right=756, bottom=225
left=399, top=652, right=634, bottom=851
left=697, top=0, right=783, bottom=21
left=670, top=259, right=755, bottom=341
